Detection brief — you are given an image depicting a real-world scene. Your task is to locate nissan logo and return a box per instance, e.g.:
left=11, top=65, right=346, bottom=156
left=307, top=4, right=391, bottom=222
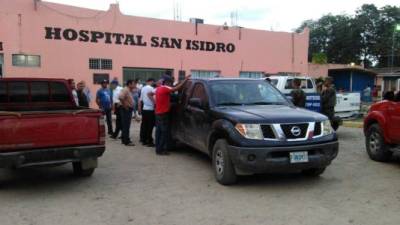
left=290, top=126, right=301, bottom=137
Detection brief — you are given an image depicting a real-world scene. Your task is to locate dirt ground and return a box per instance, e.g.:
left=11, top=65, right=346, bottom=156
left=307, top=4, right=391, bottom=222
left=1, top=126, right=400, bottom=225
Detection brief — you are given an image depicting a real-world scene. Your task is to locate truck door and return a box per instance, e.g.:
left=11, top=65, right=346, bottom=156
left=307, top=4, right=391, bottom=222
left=387, top=101, right=400, bottom=142
left=184, top=83, right=211, bottom=152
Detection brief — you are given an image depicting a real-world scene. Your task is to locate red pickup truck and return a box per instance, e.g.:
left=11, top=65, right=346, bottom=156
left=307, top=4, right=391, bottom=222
left=364, top=100, right=400, bottom=161
left=0, top=78, right=105, bottom=176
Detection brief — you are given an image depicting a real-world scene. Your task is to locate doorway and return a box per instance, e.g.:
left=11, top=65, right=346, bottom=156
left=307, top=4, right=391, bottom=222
left=122, top=67, right=173, bottom=85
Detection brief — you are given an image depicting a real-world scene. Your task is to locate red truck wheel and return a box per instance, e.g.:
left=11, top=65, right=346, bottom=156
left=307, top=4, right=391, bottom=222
left=365, top=124, right=392, bottom=162
left=73, top=159, right=97, bottom=177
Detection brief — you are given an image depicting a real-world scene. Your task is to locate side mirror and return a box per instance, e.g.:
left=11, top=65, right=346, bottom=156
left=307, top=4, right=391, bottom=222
left=188, top=98, right=203, bottom=108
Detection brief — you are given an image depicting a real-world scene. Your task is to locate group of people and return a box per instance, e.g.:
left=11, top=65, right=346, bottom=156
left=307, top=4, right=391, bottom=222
left=290, top=77, right=337, bottom=121
left=83, top=74, right=190, bottom=156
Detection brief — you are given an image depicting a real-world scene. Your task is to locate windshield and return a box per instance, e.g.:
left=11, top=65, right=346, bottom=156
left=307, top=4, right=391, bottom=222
left=210, top=80, right=289, bottom=106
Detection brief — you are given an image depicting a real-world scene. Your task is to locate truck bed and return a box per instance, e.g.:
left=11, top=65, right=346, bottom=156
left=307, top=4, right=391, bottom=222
left=0, top=109, right=102, bottom=152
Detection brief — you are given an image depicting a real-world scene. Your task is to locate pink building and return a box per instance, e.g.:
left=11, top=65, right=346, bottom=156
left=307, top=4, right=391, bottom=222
left=0, top=0, right=309, bottom=102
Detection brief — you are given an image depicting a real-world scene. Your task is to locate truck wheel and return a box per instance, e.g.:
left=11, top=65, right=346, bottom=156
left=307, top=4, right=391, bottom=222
left=212, top=139, right=237, bottom=185
left=302, top=167, right=326, bottom=177
left=366, top=124, right=392, bottom=162
left=73, top=159, right=96, bottom=177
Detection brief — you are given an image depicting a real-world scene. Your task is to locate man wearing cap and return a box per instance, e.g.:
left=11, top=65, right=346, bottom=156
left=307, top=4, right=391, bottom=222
left=148, top=74, right=190, bottom=155
left=110, top=79, right=123, bottom=139
left=139, top=78, right=156, bottom=146
left=96, top=80, right=113, bottom=135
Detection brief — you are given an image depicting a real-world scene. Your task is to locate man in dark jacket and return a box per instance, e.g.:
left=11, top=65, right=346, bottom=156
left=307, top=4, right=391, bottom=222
left=320, top=77, right=336, bottom=120
left=76, top=81, right=89, bottom=107
left=290, top=78, right=306, bottom=108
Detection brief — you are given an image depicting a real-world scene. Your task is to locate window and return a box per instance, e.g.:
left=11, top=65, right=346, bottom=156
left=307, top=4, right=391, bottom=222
left=239, top=72, right=264, bottom=79
left=50, top=82, right=70, bottom=102
left=285, top=78, right=313, bottom=89
left=0, top=81, right=7, bottom=103
left=191, top=70, right=220, bottom=78
left=89, top=58, right=112, bottom=70
left=31, top=82, right=50, bottom=102
left=191, top=83, right=208, bottom=106
left=9, top=82, right=29, bottom=102
left=12, top=54, right=40, bottom=67
left=93, top=73, right=110, bottom=84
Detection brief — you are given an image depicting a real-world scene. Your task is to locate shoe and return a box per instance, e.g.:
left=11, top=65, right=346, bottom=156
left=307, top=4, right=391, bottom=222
left=124, top=143, right=135, bottom=146
left=162, top=151, right=170, bottom=155
left=110, top=135, right=117, bottom=139
left=146, top=143, right=155, bottom=147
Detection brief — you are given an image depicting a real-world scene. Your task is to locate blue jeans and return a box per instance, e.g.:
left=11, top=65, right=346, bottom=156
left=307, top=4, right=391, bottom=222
left=121, top=107, right=133, bottom=145
left=155, top=113, right=170, bottom=154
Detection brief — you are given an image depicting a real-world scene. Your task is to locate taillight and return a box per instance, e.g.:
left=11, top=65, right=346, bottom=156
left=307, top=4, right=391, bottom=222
left=99, top=115, right=105, bottom=145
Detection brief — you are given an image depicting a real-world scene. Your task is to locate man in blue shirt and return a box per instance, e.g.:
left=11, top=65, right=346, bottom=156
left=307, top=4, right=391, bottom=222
left=96, top=80, right=113, bottom=135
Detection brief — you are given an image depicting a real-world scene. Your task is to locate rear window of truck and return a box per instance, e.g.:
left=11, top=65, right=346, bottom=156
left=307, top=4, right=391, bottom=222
left=0, top=80, right=71, bottom=103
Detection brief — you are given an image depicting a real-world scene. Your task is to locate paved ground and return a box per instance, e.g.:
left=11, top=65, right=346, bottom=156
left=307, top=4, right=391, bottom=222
left=1, top=126, right=400, bottom=225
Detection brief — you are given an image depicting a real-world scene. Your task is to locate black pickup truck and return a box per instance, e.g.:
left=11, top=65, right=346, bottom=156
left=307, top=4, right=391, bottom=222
left=171, top=78, right=339, bottom=185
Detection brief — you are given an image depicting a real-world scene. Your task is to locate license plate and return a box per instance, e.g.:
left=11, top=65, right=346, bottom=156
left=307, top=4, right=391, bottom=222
left=290, top=151, right=308, bottom=163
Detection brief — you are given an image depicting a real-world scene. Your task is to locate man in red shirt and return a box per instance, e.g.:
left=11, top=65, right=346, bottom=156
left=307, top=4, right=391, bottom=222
left=149, top=74, right=190, bottom=155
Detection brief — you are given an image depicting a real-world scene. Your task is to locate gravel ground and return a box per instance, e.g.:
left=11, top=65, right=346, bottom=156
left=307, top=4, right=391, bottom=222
left=1, top=126, right=400, bottom=225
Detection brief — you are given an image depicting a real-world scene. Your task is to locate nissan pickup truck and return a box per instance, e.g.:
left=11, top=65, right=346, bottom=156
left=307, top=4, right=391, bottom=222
left=171, top=78, right=339, bottom=185
left=364, top=99, right=400, bottom=162
left=0, top=78, right=105, bottom=177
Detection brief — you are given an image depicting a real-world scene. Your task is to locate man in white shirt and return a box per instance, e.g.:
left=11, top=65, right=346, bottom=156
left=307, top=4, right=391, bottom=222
left=139, top=78, right=156, bottom=146
left=110, top=80, right=124, bottom=139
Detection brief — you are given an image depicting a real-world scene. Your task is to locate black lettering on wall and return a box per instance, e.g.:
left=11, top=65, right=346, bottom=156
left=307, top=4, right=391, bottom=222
left=104, top=32, right=113, bottom=44
left=112, top=33, right=124, bottom=44
left=216, top=43, right=226, bottom=52
left=0, top=42, right=3, bottom=51
left=124, top=34, right=136, bottom=45
left=45, top=27, right=62, bottom=40
left=199, top=41, right=206, bottom=51
left=186, top=40, right=192, bottom=50
left=160, top=37, right=171, bottom=48
left=63, top=29, right=78, bottom=41
left=91, top=31, right=105, bottom=43
left=192, top=40, right=199, bottom=50
left=136, top=35, right=147, bottom=46
left=206, top=42, right=215, bottom=51
left=226, top=43, right=235, bottom=53
left=170, top=38, right=182, bottom=49
left=151, top=36, right=159, bottom=47
left=79, top=30, right=90, bottom=42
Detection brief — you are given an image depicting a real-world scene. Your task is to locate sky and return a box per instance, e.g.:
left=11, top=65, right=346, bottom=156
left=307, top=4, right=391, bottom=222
left=45, top=0, right=399, bottom=32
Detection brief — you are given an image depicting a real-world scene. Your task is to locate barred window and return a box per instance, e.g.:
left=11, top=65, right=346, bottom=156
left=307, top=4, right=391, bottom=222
left=89, top=58, right=112, bottom=70
left=239, top=71, right=264, bottom=79
left=12, top=54, right=41, bottom=67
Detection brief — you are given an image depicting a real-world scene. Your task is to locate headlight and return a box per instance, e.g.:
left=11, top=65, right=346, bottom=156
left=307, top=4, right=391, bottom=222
left=322, top=120, right=334, bottom=135
left=235, top=123, right=264, bottom=140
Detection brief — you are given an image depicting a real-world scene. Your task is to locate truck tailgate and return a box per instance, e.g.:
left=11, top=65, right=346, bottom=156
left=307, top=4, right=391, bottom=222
left=0, top=111, right=101, bottom=152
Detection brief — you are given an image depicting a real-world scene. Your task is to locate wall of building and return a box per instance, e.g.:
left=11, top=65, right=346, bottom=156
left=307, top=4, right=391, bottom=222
left=307, top=63, right=365, bottom=78
left=0, top=0, right=309, bottom=103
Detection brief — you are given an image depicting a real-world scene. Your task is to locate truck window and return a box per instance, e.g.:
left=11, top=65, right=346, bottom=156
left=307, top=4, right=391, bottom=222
left=50, top=82, right=70, bottom=102
left=180, top=81, right=192, bottom=105
left=191, top=83, right=208, bottom=106
left=9, top=82, right=29, bottom=103
left=285, top=79, right=309, bottom=89
left=0, top=81, right=7, bottom=103
left=307, top=79, right=313, bottom=89
left=31, top=81, right=50, bottom=102
left=269, top=79, right=278, bottom=86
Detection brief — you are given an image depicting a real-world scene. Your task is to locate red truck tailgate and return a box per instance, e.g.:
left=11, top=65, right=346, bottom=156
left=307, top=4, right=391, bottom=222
left=0, top=111, right=102, bottom=152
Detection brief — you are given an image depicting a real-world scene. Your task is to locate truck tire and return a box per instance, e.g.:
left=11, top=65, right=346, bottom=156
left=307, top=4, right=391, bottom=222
left=212, top=139, right=237, bottom=185
left=73, top=160, right=96, bottom=177
left=302, top=167, right=326, bottom=177
left=365, top=124, right=392, bottom=162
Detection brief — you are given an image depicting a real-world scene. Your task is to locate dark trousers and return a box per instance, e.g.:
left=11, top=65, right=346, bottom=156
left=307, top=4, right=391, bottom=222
left=140, top=110, right=155, bottom=144
left=155, top=113, right=170, bottom=154
left=104, top=108, right=113, bottom=134
left=121, top=107, right=133, bottom=145
left=112, top=104, right=122, bottom=138
left=321, top=107, right=335, bottom=120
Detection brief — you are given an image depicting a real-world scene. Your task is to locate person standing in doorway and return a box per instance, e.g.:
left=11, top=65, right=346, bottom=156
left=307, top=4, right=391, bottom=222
left=149, top=74, right=190, bottom=155
left=110, top=80, right=123, bottom=139
left=321, top=77, right=337, bottom=121
left=139, top=78, right=156, bottom=147
left=119, top=80, right=136, bottom=146
left=76, top=81, right=89, bottom=107
left=290, top=78, right=306, bottom=108
left=96, top=80, right=113, bottom=135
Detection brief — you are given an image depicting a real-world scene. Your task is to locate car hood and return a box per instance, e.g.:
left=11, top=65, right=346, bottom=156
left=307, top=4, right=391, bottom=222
left=212, top=105, right=327, bottom=124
